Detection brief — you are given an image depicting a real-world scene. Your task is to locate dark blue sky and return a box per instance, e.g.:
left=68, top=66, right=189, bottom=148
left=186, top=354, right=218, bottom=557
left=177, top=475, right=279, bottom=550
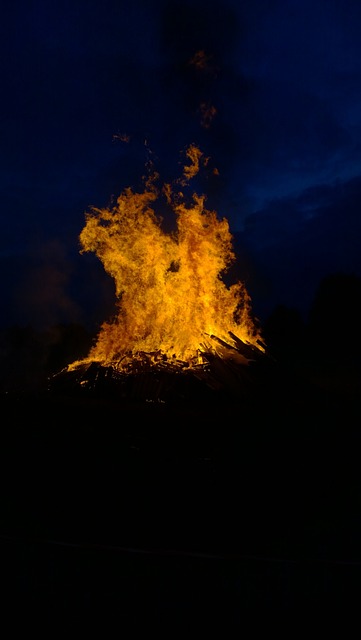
left=2, top=0, right=361, bottom=330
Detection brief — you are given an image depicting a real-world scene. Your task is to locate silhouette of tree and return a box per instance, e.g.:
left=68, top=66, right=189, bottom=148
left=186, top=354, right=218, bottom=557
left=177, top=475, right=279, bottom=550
left=0, top=325, right=46, bottom=392
left=308, top=272, right=361, bottom=366
left=262, top=304, right=306, bottom=364
left=44, top=323, right=93, bottom=374
left=0, top=322, right=93, bottom=393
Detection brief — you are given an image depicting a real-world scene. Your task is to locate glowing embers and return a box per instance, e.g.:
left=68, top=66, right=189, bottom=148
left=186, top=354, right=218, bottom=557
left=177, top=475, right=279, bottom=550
left=57, top=330, right=267, bottom=403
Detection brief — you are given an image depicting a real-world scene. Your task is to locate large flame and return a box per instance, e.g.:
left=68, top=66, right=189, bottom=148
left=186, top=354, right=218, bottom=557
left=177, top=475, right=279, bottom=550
left=69, top=145, right=263, bottom=371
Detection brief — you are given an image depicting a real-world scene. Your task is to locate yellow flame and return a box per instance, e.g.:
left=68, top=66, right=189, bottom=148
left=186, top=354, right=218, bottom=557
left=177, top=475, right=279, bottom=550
left=70, top=145, right=262, bottom=370
left=180, top=144, right=205, bottom=183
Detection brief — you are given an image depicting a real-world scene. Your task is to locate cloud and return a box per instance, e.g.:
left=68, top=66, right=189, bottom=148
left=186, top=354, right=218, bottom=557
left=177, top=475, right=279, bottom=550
left=237, top=175, right=361, bottom=320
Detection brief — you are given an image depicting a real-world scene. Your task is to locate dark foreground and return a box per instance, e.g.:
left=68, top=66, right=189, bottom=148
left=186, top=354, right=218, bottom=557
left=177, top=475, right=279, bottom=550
left=1, top=363, right=361, bottom=630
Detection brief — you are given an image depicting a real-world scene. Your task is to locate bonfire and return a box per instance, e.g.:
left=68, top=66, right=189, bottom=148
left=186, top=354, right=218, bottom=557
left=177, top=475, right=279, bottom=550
left=58, top=145, right=268, bottom=401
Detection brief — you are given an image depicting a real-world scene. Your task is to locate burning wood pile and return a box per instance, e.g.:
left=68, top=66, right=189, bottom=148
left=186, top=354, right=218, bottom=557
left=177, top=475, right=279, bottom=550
left=50, top=145, right=274, bottom=404
left=50, top=332, right=272, bottom=404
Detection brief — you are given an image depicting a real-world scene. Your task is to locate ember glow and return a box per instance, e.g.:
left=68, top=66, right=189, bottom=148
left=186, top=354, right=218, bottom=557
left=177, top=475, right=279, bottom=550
left=69, top=145, right=264, bottom=372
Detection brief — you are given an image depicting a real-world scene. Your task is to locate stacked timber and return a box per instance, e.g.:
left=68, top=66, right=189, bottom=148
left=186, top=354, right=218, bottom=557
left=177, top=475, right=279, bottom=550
left=49, top=333, right=275, bottom=404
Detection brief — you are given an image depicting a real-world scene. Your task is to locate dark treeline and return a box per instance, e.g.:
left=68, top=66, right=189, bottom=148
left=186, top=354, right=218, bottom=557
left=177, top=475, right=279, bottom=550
left=0, top=322, right=94, bottom=393
left=263, top=272, right=361, bottom=368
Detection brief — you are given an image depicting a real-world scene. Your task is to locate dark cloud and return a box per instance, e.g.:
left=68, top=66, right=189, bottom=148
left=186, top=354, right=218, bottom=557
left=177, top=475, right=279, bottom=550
left=239, top=175, right=361, bottom=320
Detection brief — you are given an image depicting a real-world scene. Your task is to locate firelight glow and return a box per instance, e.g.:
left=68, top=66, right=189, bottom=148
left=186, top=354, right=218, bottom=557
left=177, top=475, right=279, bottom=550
left=68, top=144, right=263, bottom=371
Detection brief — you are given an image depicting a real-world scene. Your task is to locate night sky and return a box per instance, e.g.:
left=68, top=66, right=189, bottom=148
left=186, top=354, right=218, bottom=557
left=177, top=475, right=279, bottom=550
left=2, top=0, right=361, bottom=331
left=3, top=4, right=361, bottom=615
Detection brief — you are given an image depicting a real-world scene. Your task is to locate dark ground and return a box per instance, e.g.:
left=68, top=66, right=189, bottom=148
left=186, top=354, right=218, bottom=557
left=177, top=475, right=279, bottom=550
left=1, top=357, right=361, bottom=631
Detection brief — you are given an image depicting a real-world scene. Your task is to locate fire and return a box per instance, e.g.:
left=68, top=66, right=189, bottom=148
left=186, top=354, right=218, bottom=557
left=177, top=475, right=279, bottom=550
left=68, top=145, right=263, bottom=373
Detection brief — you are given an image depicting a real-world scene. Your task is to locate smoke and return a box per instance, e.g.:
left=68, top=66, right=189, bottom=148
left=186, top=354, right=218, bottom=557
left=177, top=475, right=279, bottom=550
left=15, top=239, right=82, bottom=331
left=156, top=0, right=251, bottom=206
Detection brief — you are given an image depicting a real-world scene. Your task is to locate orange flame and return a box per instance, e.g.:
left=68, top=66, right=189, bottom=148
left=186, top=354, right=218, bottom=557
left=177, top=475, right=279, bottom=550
left=69, top=145, right=262, bottom=371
